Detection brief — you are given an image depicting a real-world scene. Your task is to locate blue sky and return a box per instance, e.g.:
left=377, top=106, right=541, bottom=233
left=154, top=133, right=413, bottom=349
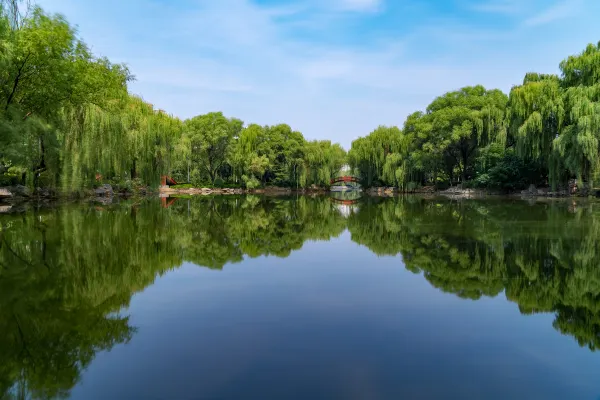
left=36, top=0, right=600, bottom=148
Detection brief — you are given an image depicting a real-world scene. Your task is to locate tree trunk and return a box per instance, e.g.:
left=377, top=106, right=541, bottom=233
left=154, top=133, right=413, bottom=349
left=131, top=159, right=137, bottom=179
left=32, top=137, right=46, bottom=188
left=461, top=146, right=468, bottom=183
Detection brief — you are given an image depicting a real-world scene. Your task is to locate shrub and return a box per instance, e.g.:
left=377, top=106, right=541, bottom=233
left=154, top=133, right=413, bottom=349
left=190, top=169, right=204, bottom=187
left=475, top=151, right=543, bottom=192
left=242, top=175, right=261, bottom=189
left=213, top=177, right=225, bottom=188
left=406, top=181, right=419, bottom=192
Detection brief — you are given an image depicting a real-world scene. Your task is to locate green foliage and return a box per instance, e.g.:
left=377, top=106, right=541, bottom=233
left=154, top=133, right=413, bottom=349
left=474, top=144, right=544, bottom=191
left=348, top=42, right=600, bottom=192
left=349, top=87, right=507, bottom=189
left=0, top=5, right=346, bottom=192
left=508, top=41, right=600, bottom=189
left=242, top=175, right=261, bottom=189
left=183, top=112, right=242, bottom=184
left=1, top=2, right=599, bottom=194
left=213, top=176, right=225, bottom=188
left=171, top=183, right=193, bottom=189
left=348, top=125, right=406, bottom=187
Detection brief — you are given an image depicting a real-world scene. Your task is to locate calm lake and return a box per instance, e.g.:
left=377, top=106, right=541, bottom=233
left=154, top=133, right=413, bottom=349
left=1, top=195, right=600, bottom=399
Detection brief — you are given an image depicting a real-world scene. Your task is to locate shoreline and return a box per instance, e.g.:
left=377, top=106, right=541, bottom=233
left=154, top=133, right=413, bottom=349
left=1, top=183, right=597, bottom=211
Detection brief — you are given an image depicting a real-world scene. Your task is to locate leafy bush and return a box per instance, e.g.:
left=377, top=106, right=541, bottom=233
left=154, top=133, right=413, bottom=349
left=113, top=179, right=133, bottom=193
left=475, top=150, right=544, bottom=192
left=213, top=177, right=225, bottom=188
left=435, top=180, right=451, bottom=190
left=462, top=180, right=477, bottom=189
left=190, top=169, right=205, bottom=187
left=406, top=181, right=419, bottom=192
left=242, top=175, right=261, bottom=189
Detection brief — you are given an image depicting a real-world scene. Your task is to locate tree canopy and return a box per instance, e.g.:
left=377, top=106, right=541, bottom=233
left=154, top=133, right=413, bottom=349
left=0, top=3, right=347, bottom=192
left=349, top=43, right=600, bottom=192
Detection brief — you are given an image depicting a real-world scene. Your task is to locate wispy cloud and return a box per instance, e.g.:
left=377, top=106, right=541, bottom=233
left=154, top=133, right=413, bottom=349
left=523, top=0, right=582, bottom=27
left=335, top=0, right=383, bottom=12
left=470, top=0, right=523, bottom=14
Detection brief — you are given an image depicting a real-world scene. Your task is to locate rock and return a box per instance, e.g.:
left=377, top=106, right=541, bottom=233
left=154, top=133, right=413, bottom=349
left=264, top=186, right=292, bottom=193
left=35, top=187, right=53, bottom=198
left=0, top=205, right=12, bottom=213
left=95, top=184, right=113, bottom=197
left=10, top=185, right=31, bottom=197
left=414, top=186, right=435, bottom=194
left=568, top=179, right=577, bottom=195
left=0, top=188, right=12, bottom=198
left=94, top=196, right=113, bottom=205
left=521, top=184, right=538, bottom=196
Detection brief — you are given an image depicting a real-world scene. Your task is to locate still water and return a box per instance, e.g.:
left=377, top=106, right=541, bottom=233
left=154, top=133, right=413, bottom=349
left=1, top=195, right=600, bottom=399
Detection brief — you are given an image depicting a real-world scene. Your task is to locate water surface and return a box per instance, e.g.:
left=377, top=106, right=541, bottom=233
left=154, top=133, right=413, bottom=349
left=1, top=195, right=599, bottom=399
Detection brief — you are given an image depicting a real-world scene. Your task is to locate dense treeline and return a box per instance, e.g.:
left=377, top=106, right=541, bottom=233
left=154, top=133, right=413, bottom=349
left=349, top=42, right=600, bottom=191
left=0, top=1, right=346, bottom=192
left=2, top=1, right=598, bottom=194
left=174, top=113, right=346, bottom=189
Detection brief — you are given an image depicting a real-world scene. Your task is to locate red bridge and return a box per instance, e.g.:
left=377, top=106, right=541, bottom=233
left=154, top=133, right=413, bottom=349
left=330, top=176, right=359, bottom=185
left=161, top=175, right=178, bottom=186
left=330, top=197, right=360, bottom=206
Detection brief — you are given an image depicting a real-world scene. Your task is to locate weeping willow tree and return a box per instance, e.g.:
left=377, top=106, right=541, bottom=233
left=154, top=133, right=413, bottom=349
left=120, top=97, right=182, bottom=186
left=60, top=103, right=127, bottom=191
left=423, top=85, right=508, bottom=183
left=555, top=42, right=600, bottom=188
left=347, top=126, right=404, bottom=186
left=507, top=73, right=565, bottom=187
left=381, top=126, right=418, bottom=189
left=509, top=42, right=600, bottom=189
left=299, top=140, right=346, bottom=187
left=349, top=87, right=507, bottom=188
left=60, top=96, right=182, bottom=191
left=225, top=123, right=306, bottom=188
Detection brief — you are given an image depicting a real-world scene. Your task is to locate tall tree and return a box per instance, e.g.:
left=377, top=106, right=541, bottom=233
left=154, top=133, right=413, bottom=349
left=184, top=112, right=242, bottom=184
left=425, top=85, right=508, bottom=183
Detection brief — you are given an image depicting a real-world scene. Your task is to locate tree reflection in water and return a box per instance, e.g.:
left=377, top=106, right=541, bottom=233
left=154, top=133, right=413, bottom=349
left=1, top=195, right=600, bottom=398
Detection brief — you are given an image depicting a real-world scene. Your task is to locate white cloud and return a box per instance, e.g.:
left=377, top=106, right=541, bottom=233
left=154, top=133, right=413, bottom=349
left=470, top=0, right=523, bottom=14
left=523, top=0, right=582, bottom=27
left=335, top=0, right=383, bottom=12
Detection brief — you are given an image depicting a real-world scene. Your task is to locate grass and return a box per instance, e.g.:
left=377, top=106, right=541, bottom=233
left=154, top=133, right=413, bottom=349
left=170, top=183, right=194, bottom=189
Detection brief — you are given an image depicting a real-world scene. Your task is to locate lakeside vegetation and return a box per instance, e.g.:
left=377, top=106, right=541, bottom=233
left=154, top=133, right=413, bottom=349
left=348, top=46, right=600, bottom=192
left=1, top=0, right=599, bottom=194
left=0, top=1, right=345, bottom=193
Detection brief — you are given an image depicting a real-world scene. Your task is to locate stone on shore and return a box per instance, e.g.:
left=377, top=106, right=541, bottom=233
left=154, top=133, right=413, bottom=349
left=95, top=184, right=114, bottom=197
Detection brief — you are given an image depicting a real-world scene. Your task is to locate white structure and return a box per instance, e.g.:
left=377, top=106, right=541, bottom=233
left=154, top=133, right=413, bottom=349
left=334, top=203, right=359, bottom=217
